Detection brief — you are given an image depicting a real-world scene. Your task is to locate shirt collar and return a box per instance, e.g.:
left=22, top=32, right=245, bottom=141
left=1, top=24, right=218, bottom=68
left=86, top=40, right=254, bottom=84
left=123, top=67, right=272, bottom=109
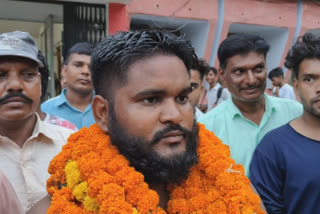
left=54, top=88, right=68, bottom=107
left=228, top=93, right=276, bottom=119
left=54, top=88, right=96, bottom=107
left=264, top=94, right=277, bottom=113
left=209, top=83, right=221, bottom=91
left=31, top=113, right=62, bottom=141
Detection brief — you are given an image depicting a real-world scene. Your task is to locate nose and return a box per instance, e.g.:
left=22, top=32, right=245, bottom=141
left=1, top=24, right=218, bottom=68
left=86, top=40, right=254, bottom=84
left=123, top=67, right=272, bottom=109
left=316, top=79, right=320, bottom=94
left=159, top=99, right=183, bottom=125
left=81, top=65, right=90, bottom=76
left=7, top=73, right=23, bottom=92
left=247, top=70, right=256, bottom=85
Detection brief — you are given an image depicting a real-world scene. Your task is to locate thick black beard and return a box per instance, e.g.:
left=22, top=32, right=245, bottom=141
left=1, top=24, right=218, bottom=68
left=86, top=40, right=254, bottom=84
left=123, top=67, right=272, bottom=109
left=107, top=104, right=198, bottom=185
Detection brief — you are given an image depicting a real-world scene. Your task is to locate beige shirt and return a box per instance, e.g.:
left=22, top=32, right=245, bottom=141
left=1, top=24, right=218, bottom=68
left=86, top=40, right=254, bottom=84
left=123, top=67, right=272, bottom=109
left=0, top=114, right=74, bottom=213
left=0, top=169, right=23, bottom=214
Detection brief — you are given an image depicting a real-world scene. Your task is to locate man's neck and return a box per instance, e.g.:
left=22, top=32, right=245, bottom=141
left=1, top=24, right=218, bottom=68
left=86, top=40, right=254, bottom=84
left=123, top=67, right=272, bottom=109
left=291, top=112, right=320, bottom=141
left=232, top=96, right=266, bottom=126
left=65, top=88, right=93, bottom=112
left=209, top=82, right=217, bottom=90
left=0, top=114, right=37, bottom=148
left=279, top=80, right=285, bottom=88
left=149, top=183, right=169, bottom=209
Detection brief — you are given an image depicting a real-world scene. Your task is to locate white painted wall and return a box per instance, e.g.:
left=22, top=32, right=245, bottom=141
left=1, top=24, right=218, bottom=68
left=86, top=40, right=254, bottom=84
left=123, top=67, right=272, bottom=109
left=130, top=14, right=209, bottom=58
left=0, top=0, right=63, bottom=23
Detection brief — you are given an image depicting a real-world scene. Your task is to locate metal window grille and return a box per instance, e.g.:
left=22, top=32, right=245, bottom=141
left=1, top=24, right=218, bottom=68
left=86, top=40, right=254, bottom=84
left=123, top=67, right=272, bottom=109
left=63, top=2, right=106, bottom=58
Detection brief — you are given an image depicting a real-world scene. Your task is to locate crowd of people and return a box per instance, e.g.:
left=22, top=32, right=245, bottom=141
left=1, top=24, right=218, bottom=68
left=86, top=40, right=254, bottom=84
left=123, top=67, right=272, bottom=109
left=0, top=28, right=319, bottom=214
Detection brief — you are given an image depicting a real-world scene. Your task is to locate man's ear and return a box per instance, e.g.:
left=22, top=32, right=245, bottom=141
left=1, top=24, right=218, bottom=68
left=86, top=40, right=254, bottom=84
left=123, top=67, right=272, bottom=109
left=92, top=95, right=109, bottom=133
left=61, top=64, right=67, bottom=76
left=218, top=68, right=226, bottom=85
left=292, top=77, right=298, bottom=95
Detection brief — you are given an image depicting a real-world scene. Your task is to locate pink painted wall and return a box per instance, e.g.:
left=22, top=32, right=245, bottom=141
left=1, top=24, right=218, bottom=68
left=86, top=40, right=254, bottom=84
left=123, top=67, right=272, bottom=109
left=109, top=3, right=129, bottom=35
left=111, top=0, right=320, bottom=75
left=127, top=0, right=218, bottom=62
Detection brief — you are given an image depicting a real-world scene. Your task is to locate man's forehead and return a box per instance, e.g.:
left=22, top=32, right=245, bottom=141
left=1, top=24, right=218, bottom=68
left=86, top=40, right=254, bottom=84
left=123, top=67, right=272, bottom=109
left=190, top=69, right=201, bottom=82
left=120, top=55, right=190, bottom=92
left=225, top=52, right=266, bottom=69
left=299, top=58, right=320, bottom=75
left=69, top=53, right=91, bottom=62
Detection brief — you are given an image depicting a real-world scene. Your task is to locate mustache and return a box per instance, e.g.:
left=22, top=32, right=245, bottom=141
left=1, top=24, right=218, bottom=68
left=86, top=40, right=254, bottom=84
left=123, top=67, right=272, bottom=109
left=241, top=84, right=260, bottom=90
left=151, top=124, right=190, bottom=146
left=0, top=92, right=33, bottom=104
left=311, top=96, right=320, bottom=104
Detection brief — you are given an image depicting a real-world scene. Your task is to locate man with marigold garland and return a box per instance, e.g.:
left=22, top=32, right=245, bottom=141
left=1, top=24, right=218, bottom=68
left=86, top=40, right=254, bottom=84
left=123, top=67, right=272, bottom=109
left=46, top=30, right=266, bottom=213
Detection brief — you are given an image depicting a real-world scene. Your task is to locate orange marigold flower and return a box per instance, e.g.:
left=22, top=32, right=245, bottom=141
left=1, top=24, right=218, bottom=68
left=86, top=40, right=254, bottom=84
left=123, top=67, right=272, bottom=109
left=99, top=200, right=133, bottom=214
left=87, top=170, right=115, bottom=198
left=167, top=199, right=188, bottom=214
left=46, top=123, right=265, bottom=214
left=96, top=183, right=125, bottom=204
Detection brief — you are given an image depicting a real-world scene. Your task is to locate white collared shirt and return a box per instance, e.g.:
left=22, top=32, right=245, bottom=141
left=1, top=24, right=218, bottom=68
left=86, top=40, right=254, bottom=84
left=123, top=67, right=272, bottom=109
left=0, top=114, right=74, bottom=213
left=279, top=83, right=296, bottom=100
left=206, top=83, right=230, bottom=112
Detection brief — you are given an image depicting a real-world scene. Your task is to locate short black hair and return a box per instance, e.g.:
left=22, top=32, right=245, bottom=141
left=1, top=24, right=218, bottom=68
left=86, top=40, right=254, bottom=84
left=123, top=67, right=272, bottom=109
left=285, top=32, right=320, bottom=78
left=64, top=42, right=95, bottom=65
left=218, top=33, right=270, bottom=69
left=206, top=67, right=217, bottom=76
left=90, top=30, right=198, bottom=99
left=191, top=59, right=210, bottom=80
left=37, top=51, right=49, bottom=101
left=268, top=67, right=284, bottom=79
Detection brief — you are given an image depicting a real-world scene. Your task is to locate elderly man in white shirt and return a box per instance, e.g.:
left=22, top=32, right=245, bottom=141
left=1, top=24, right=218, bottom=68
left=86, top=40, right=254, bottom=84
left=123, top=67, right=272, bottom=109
left=0, top=31, right=74, bottom=213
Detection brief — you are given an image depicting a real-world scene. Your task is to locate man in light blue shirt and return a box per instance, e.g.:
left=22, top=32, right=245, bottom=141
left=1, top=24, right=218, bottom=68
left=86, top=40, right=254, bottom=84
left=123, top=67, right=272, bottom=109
left=198, top=33, right=302, bottom=175
left=41, top=42, right=95, bottom=129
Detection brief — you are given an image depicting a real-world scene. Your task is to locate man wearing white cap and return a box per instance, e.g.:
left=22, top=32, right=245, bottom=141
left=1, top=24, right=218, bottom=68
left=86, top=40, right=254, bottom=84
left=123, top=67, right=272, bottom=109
left=0, top=31, right=74, bottom=213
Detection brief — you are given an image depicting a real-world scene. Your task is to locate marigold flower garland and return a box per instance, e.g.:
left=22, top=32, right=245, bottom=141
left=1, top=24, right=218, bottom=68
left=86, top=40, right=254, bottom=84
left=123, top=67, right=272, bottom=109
left=47, top=123, right=264, bottom=214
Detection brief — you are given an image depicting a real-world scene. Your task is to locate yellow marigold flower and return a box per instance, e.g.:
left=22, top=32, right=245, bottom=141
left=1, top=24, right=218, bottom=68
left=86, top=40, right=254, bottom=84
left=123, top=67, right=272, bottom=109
left=83, top=195, right=99, bottom=212
left=65, top=161, right=81, bottom=189
left=72, top=181, right=88, bottom=201
left=132, top=207, right=139, bottom=214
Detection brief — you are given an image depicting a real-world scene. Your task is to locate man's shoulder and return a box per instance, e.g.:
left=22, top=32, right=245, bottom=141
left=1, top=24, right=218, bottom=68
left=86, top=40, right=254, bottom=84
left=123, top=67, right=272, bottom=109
left=283, top=83, right=294, bottom=90
left=268, top=95, right=302, bottom=110
left=41, top=95, right=63, bottom=109
left=199, top=100, right=230, bottom=120
left=198, top=100, right=231, bottom=130
left=258, top=123, right=291, bottom=149
left=40, top=120, right=75, bottom=142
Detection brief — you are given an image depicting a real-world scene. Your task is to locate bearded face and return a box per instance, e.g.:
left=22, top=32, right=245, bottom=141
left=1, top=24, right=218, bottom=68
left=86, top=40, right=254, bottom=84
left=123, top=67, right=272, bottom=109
left=107, top=102, right=198, bottom=184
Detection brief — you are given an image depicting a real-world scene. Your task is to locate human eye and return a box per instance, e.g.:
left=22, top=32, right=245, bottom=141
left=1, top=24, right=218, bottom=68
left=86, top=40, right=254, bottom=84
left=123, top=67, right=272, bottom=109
left=142, top=96, right=160, bottom=105
left=176, top=95, right=189, bottom=104
left=234, top=69, right=244, bottom=75
left=73, top=62, right=82, bottom=67
left=0, top=71, right=7, bottom=79
left=255, top=64, right=265, bottom=72
left=22, top=71, right=37, bottom=79
left=190, top=83, right=198, bottom=91
left=303, top=76, right=313, bottom=82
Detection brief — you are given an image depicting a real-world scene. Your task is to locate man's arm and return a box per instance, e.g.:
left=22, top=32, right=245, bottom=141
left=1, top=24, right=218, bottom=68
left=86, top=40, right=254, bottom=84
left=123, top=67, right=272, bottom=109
left=0, top=170, right=23, bottom=214
left=250, top=182, right=268, bottom=213
left=27, top=194, right=51, bottom=214
left=250, top=139, right=286, bottom=214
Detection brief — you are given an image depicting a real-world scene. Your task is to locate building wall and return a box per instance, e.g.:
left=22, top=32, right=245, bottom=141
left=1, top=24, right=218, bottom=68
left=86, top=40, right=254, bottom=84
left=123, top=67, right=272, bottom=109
left=123, top=0, right=320, bottom=83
